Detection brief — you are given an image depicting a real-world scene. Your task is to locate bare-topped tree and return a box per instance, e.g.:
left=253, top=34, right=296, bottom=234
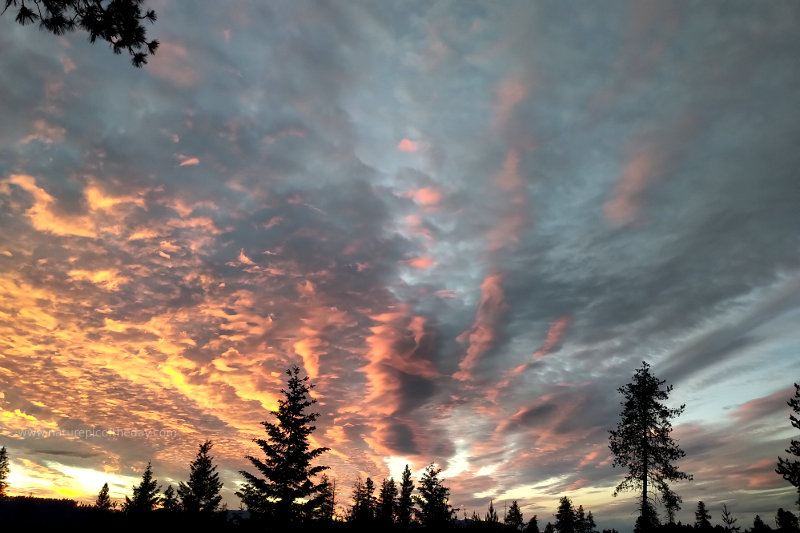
left=609, top=361, right=692, bottom=532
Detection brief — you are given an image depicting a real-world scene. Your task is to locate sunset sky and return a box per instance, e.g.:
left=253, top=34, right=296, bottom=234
left=1, top=1, right=800, bottom=531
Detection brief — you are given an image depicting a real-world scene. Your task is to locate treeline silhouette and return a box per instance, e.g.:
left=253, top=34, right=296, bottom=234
left=0, top=366, right=798, bottom=533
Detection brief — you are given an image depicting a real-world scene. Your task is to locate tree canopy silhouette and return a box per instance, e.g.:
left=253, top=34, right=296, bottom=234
left=506, top=500, right=524, bottom=531
left=397, top=463, right=415, bottom=529
left=694, top=500, right=711, bottom=530
left=414, top=464, right=455, bottom=528
left=0, top=446, right=8, bottom=499
left=95, top=482, right=112, bottom=511
left=178, top=440, right=223, bottom=514
left=350, top=476, right=376, bottom=524
left=554, top=496, right=576, bottom=533
left=1, top=0, right=158, bottom=66
left=161, top=485, right=181, bottom=512
left=486, top=499, right=499, bottom=523
left=123, top=461, right=161, bottom=513
left=237, top=365, right=329, bottom=524
left=776, top=382, right=800, bottom=511
left=608, top=361, right=691, bottom=531
left=378, top=477, right=397, bottom=525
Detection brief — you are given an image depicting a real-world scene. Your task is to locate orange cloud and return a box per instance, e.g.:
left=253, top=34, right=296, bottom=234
left=85, top=184, right=145, bottom=211
left=398, top=138, right=418, bottom=152
left=179, top=157, right=200, bottom=166
left=2, top=174, right=95, bottom=238
left=67, top=269, right=131, bottom=291
left=454, top=274, right=507, bottom=381
left=361, top=309, right=439, bottom=416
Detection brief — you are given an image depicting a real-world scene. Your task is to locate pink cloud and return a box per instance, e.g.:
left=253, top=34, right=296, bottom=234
left=605, top=116, right=697, bottom=225
left=361, top=309, right=439, bottom=416
left=731, top=387, right=795, bottom=425
left=179, top=157, right=200, bottom=167
left=454, top=274, right=507, bottom=381
left=493, top=76, right=529, bottom=130
left=397, top=138, right=419, bottom=152
left=604, top=150, right=656, bottom=225
left=532, top=316, right=571, bottom=358
left=412, top=187, right=442, bottom=206
left=401, top=256, right=435, bottom=269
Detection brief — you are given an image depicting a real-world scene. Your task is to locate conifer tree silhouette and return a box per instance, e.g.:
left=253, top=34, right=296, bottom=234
left=124, top=461, right=161, bottom=513
left=161, top=485, right=181, bottom=512
left=721, top=503, right=739, bottom=533
left=776, top=507, right=799, bottom=531
left=1, top=0, right=158, bottom=66
left=752, top=515, right=768, bottom=533
left=378, top=477, right=398, bottom=525
left=237, top=366, right=329, bottom=524
left=664, top=489, right=681, bottom=525
left=777, top=383, right=800, bottom=511
left=178, top=440, right=222, bottom=514
left=585, top=511, right=598, bottom=533
left=486, top=499, right=499, bottom=523
left=95, top=482, right=112, bottom=510
left=695, top=500, right=712, bottom=530
left=315, top=473, right=335, bottom=521
left=350, top=476, right=377, bottom=523
left=526, top=514, right=541, bottom=533
left=575, top=504, right=586, bottom=533
left=414, top=464, right=454, bottom=528
left=0, top=446, right=8, bottom=498
left=554, top=496, right=576, bottom=533
left=505, top=500, right=524, bottom=531
left=609, top=361, right=691, bottom=531
left=397, top=464, right=415, bottom=529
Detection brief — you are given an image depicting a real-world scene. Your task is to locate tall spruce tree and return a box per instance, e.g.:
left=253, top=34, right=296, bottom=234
left=124, top=461, right=161, bottom=513
left=776, top=382, right=800, bottom=511
left=178, top=440, right=223, bottom=513
left=608, top=361, right=691, bottom=530
left=414, top=464, right=455, bottom=528
left=378, top=477, right=398, bottom=525
left=486, top=499, right=499, bottom=523
left=397, top=464, right=415, bottom=529
left=161, top=485, right=181, bottom=512
left=554, top=496, right=576, bottom=533
left=527, top=514, right=541, bottom=533
left=0, top=446, right=9, bottom=498
left=575, top=505, right=586, bottom=533
left=350, top=476, right=377, bottom=523
left=585, top=511, right=598, bottom=533
left=506, top=500, right=525, bottom=531
left=695, top=500, right=712, bottom=530
left=237, top=366, right=329, bottom=524
left=95, top=482, right=112, bottom=510
left=316, top=473, right=335, bottom=521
